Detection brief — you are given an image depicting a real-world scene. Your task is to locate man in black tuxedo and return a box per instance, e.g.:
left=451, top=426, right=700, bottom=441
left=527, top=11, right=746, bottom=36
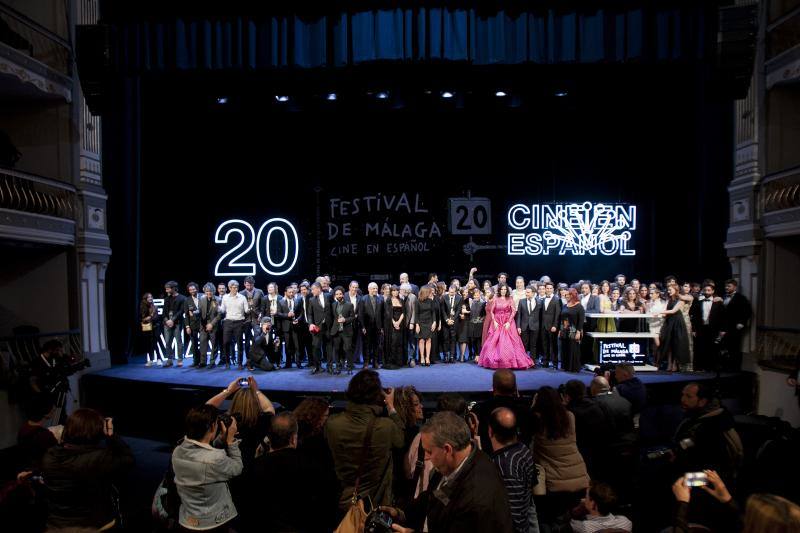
left=296, top=282, right=312, bottom=366
left=540, top=282, right=561, bottom=368
left=721, top=279, right=751, bottom=371
left=358, top=282, right=384, bottom=368
left=516, top=287, right=541, bottom=361
left=247, top=317, right=279, bottom=371
left=578, top=282, right=601, bottom=364
left=346, top=281, right=363, bottom=363
left=307, top=282, right=331, bottom=374
left=329, top=286, right=356, bottom=373
left=197, top=283, right=222, bottom=367
left=183, top=282, right=203, bottom=367
left=276, top=286, right=301, bottom=368
left=690, top=284, right=725, bottom=371
left=440, top=284, right=462, bottom=363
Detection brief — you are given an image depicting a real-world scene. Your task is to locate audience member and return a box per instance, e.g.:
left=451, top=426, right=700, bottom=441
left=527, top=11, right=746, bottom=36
left=475, top=370, right=535, bottom=451
left=563, top=379, right=612, bottom=482
left=17, top=394, right=57, bottom=470
left=614, top=363, right=647, bottom=418
left=569, top=480, right=632, bottom=533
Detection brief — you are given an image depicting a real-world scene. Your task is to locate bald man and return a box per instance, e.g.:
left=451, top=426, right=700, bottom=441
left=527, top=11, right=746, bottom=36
left=476, top=370, right=534, bottom=452
left=489, top=407, right=539, bottom=533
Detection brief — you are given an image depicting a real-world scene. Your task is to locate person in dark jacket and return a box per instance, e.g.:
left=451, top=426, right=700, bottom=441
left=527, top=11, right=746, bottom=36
left=613, top=364, right=647, bottom=417
left=383, top=411, right=514, bottom=533
left=41, top=408, right=134, bottom=531
left=563, top=379, right=613, bottom=482
left=247, top=317, right=280, bottom=371
left=475, top=370, right=535, bottom=451
left=162, top=280, right=187, bottom=367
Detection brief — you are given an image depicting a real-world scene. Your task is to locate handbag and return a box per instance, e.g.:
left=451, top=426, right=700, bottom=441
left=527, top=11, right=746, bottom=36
left=533, top=462, right=546, bottom=496
left=335, top=417, right=378, bottom=533
left=141, top=321, right=153, bottom=332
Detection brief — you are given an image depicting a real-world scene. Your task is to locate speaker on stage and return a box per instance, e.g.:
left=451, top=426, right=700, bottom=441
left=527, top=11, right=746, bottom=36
left=716, top=3, right=758, bottom=99
left=75, top=24, right=115, bottom=115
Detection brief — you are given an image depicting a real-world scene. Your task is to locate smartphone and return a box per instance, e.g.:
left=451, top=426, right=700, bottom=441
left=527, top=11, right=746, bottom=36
left=238, top=378, right=249, bottom=387
left=684, top=472, right=708, bottom=487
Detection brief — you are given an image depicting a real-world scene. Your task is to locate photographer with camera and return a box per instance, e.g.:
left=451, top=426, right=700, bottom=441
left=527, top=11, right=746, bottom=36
left=172, top=403, right=242, bottom=532
left=27, top=339, right=90, bottom=424
left=246, top=317, right=280, bottom=371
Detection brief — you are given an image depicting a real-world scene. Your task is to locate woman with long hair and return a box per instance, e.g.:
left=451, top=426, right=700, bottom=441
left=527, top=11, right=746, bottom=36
left=532, top=386, right=589, bottom=526
left=596, top=282, right=616, bottom=334
left=647, top=284, right=667, bottom=351
left=140, top=292, right=161, bottom=366
left=456, top=287, right=471, bottom=362
left=392, top=386, right=424, bottom=507
left=560, top=288, right=585, bottom=372
left=383, top=285, right=406, bottom=369
left=433, top=281, right=447, bottom=361
left=414, top=286, right=438, bottom=366
left=618, top=286, right=645, bottom=333
left=478, top=283, right=533, bottom=369
left=658, top=282, right=690, bottom=372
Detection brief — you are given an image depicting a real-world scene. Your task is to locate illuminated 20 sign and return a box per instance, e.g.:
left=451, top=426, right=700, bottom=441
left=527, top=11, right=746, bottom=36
left=214, top=218, right=299, bottom=276
left=507, top=202, right=636, bottom=256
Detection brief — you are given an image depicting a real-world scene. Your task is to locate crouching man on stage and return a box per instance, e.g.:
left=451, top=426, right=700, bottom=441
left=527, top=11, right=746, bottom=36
left=247, top=317, right=280, bottom=372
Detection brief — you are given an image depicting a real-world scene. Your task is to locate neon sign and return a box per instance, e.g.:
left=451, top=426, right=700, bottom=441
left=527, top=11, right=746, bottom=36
left=506, top=202, right=636, bottom=256
left=214, top=218, right=299, bottom=276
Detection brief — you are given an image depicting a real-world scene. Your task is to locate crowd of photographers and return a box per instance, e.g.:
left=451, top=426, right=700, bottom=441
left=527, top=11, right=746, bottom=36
left=2, top=365, right=800, bottom=532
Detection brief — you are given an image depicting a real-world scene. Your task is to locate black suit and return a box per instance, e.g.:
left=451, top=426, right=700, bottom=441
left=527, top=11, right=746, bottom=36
left=346, top=291, right=363, bottom=361
left=242, top=288, right=266, bottom=360
left=516, top=297, right=542, bottom=357
left=690, top=297, right=725, bottom=371
left=296, top=294, right=312, bottom=365
left=439, top=293, right=462, bottom=362
left=275, top=296, right=302, bottom=367
left=722, top=292, right=751, bottom=370
left=329, top=299, right=356, bottom=369
left=541, top=295, right=561, bottom=365
left=308, top=293, right=332, bottom=370
left=183, top=294, right=203, bottom=365
left=580, top=294, right=601, bottom=363
left=358, top=294, right=384, bottom=366
left=197, top=295, right=221, bottom=366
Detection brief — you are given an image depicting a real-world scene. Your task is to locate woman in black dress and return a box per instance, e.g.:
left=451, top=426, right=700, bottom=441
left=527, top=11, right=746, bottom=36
left=468, top=287, right=486, bottom=363
left=140, top=292, right=160, bottom=366
left=432, top=281, right=447, bottom=362
left=618, top=287, right=645, bottom=333
left=414, top=286, right=438, bottom=366
left=456, top=287, right=471, bottom=362
left=383, top=285, right=406, bottom=369
left=658, top=282, right=690, bottom=372
left=559, top=287, right=585, bottom=372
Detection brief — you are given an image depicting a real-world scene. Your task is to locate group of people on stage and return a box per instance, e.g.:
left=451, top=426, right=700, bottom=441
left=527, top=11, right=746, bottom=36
left=139, top=269, right=751, bottom=374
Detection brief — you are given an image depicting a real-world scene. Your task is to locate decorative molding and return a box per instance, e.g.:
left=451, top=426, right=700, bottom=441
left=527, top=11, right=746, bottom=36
left=0, top=208, right=75, bottom=245
left=732, top=198, right=751, bottom=222
left=0, top=45, right=71, bottom=102
left=763, top=176, right=800, bottom=212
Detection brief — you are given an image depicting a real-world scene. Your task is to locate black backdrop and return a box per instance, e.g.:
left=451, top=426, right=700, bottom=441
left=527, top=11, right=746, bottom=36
left=135, top=69, right=732, bottom=290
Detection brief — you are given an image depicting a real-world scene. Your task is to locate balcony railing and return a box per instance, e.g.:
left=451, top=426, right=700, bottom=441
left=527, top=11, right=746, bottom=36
left=0, top=328, right=83, bottom=390
left=0, top=167, right=76, bottom=220
left=762, top=167, right=800, bottom=212
left=0, top=3, right=71, bottom=77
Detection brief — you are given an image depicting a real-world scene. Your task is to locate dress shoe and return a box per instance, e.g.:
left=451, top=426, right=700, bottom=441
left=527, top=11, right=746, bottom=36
left=311, top=367, right=320, bottom=375
left=163, top=360, right=173, bottom=368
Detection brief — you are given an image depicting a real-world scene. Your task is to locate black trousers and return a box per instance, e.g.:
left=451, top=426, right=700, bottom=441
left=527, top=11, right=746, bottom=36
left=542, top=327, right=558, bottom=364
left=282, top=328, right=300, bottom=367
left=330, top=333, right=353, bottom=367
left=442, top=324, right=458, bottom=360
left=520, top=326, right=540, bottom=356
left=722, top=330, right=743, bottom=371
left=311, top=330, right=329, bottom=369
left=185, top=327, right=201, bottom=365
left=243, top=321, right=257, bottom=360
left=297, top=325, right=312, bottom=364
left=469, top=335, right=482, bottom=360
left=222, top=319, right=246, bottom=365
left=694, top=326, right=720, bottom=371
left=363, top=325, right=381, bottom=365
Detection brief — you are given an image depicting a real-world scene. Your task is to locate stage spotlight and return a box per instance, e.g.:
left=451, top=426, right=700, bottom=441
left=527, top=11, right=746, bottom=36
left=326, top=93, right=337, bottom=101
left=216, top=96, right=228, bottom=104
left=441, top=91, right=455, bottom=99
left=275, top=95, right=290, bottom=102
left=376, top=91, right=389, bottom=100
left=495, top=91, right=508, bottom=98
left=554, top=90, right=568, bottom=97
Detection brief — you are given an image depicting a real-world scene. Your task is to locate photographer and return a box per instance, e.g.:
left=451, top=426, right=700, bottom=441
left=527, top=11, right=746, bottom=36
left=247, top=317, right=280, bottom=371
left=41, top=409, right=134, bottom=530
left=172, top=404, right=242, bottom=532
left=27, top=339, right=89, bottom=423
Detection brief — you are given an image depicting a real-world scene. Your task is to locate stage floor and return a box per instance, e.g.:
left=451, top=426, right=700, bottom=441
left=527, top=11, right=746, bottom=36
left=94, top=356, right=722, bottom=394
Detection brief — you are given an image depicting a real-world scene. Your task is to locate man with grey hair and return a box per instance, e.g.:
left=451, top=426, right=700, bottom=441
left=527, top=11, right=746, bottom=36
left=358, top=282, right=384, bottom=368
left=383, top=411, right=513, bottom=532
left=220, top=279, right=248, bottom=369
left=399, top=272, right=419, bottom=296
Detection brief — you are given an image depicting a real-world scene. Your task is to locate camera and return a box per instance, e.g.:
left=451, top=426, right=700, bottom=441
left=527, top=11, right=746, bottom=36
left=684, top=472, right=708, bottom=487
left=365, top=510, right=393, bottom=533
left=238, top=378, right=249, bottom=387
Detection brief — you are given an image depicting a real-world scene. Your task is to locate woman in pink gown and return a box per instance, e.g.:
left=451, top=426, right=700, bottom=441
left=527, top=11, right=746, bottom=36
left=478, top=284, right=534, bottom=369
